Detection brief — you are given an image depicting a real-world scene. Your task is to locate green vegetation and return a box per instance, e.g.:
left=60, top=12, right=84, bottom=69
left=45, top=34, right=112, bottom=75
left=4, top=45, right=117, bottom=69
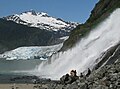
left=61, top=0, right=120, bottom=51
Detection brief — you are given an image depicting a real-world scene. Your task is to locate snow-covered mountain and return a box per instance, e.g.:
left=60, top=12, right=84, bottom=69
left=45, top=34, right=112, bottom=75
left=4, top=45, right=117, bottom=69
left=0, top=10, right=78, bottom=60
left=3, top=10, right=78, bottom=32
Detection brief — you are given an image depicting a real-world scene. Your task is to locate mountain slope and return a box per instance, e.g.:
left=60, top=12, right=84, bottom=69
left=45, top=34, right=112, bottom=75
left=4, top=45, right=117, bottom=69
left=61, top=0, right=120, bottom=51
left=0, top=11, right=78, bottom=54
left=0, top=19, right=62, bottom=53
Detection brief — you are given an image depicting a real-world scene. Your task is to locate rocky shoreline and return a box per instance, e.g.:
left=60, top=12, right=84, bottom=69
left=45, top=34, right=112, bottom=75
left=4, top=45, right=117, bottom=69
left=1, top=59, right=119, bottom=89
left=39, top=59, right=120, bottom=89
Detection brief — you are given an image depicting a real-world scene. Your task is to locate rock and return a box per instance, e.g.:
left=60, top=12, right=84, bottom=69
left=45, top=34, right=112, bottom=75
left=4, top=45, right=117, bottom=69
left=54, top=84, right=64, bottom=89
left=79, top=77, right=86, bottom=83
left=65, top=82, right=79, bottom=89
left=78, top=83, right=88, bottom=89
left=116, top=79, right=120, bottom=85
left=95, top=85, right=108, bottom=89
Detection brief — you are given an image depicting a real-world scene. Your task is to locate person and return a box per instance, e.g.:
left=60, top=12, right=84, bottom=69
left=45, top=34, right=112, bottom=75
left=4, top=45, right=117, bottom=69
left=69, top=70, right=79, bottom=83
left=86, top=68, right=91, bottom=77
left=80, top=73, right=83, bottom=78
left=60, top=73, right=71, bottom=84
left=60, top=70, right=79, bottom=84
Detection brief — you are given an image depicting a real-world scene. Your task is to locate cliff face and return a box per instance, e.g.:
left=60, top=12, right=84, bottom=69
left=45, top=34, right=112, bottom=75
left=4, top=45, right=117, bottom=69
left=61, top=0, right=120, bottom=51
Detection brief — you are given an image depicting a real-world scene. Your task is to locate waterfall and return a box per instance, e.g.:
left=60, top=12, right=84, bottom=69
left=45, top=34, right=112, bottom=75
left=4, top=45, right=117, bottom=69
left=35, top=9, right=120, bottom=79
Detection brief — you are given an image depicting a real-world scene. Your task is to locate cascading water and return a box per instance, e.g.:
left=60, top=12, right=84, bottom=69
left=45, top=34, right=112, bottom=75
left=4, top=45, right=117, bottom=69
left=35, top=9, right=120, bottom=79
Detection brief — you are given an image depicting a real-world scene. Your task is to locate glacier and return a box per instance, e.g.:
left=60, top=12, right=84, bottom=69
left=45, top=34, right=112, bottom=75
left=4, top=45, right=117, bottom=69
left=0, top=44, right=63, bottom=60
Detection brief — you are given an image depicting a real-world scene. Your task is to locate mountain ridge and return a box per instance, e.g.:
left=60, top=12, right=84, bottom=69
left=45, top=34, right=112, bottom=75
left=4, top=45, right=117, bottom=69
left=3, top=10, right=78, bottom=32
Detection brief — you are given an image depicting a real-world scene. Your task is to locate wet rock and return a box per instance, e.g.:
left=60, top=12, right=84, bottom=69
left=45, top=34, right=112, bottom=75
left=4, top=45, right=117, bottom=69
left=78, top=83, right=88, bottom=89
left=79, top=77, right=86, bottom=83
left=66, top=83, right=79, bottom=89
left=95, top=85, right=108, bottom=89
left=55, top=84, right=65, bottom=89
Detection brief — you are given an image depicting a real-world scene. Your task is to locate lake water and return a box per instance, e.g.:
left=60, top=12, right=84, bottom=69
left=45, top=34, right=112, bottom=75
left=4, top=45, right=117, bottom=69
left=0, top=58, right=43, bottom=73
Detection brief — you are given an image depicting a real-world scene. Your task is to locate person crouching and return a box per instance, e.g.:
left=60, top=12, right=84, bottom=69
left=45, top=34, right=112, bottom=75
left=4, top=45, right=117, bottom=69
left=69, top=70, right=79, bottom=83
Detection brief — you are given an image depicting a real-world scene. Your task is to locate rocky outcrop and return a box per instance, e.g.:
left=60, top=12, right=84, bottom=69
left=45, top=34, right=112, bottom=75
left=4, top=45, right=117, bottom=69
left=36, top=60, right=120, bottom=89
left=94, top=42, right=120, bottom=70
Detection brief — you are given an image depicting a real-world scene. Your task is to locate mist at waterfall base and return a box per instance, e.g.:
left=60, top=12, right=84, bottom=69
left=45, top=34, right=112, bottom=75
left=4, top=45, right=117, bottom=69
left=32, top=9, right=120, bottom=80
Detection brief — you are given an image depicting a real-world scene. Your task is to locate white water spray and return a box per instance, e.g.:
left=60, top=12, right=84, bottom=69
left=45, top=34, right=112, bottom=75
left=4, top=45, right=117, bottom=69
left=35, top=9, right=120, bottom=79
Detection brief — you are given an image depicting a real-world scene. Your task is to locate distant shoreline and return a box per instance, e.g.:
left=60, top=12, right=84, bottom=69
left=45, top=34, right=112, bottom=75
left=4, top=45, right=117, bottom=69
left=0, top=73, right=60, bottom=89
left=0, top=84, right=49, bottom=89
